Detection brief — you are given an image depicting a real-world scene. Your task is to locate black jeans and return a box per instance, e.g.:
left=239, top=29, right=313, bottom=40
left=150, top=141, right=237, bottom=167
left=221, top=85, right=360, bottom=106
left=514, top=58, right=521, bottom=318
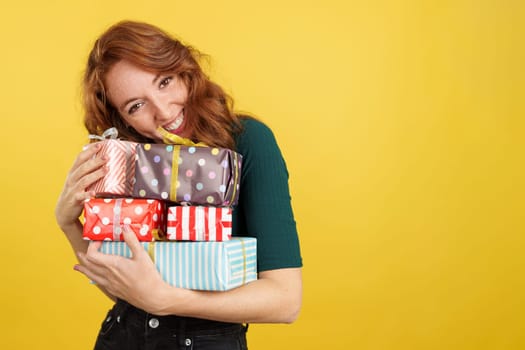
left=94, top=299, right=248, bottom=350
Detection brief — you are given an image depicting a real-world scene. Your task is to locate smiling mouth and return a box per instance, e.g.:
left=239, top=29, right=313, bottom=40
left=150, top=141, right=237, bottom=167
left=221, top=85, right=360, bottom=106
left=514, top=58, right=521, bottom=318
left=163, top=110, right=185, bottom=133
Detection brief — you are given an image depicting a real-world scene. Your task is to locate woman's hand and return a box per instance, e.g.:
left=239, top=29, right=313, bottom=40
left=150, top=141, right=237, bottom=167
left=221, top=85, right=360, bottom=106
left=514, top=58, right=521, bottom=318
left=55, top=143, right=107, bottom=231
left=75, top=228, right=169, bottom=314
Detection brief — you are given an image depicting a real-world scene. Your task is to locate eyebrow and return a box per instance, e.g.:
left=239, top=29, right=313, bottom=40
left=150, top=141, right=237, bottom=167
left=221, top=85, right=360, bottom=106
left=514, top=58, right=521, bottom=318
left=118, top=73, right=162, bottom=112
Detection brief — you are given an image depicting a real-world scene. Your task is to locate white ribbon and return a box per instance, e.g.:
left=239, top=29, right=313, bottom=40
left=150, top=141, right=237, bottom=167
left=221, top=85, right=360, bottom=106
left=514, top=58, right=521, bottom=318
left=88, top=127, right=119, bottom=141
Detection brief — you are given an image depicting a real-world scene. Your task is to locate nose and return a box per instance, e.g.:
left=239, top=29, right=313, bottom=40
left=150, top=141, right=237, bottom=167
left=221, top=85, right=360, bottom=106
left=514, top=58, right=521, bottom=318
left=151, top=95, right=172, bottom=122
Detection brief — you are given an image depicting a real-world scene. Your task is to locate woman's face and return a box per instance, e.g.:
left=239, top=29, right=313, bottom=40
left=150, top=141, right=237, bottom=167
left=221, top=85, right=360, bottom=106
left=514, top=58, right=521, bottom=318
left=105, top=59, right=188, bottom=142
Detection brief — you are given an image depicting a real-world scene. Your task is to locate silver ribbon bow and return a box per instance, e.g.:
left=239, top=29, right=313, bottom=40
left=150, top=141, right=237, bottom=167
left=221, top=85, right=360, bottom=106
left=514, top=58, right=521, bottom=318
left=88, top=127, right=119, bottom=141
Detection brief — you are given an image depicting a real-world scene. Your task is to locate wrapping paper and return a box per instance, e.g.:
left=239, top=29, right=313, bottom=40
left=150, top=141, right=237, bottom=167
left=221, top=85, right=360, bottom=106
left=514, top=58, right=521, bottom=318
left=166, top=206, right=232, bottom=241
left=97, top=237, right=257, bottom=291
left=83, top=198, right=166, bottom=241
left=133, top=144, right=242, bottom=206
left=87, top=140, right=138, bottom=196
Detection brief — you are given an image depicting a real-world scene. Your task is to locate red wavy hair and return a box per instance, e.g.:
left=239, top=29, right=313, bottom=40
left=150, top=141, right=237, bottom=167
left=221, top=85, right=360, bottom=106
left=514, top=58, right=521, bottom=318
left=83, top=20, right=242, bottom=148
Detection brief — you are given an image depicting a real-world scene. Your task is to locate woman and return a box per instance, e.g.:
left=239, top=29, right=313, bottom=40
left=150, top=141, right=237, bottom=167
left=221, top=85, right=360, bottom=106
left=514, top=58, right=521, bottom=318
left=55, top=20, right=302, bottom=349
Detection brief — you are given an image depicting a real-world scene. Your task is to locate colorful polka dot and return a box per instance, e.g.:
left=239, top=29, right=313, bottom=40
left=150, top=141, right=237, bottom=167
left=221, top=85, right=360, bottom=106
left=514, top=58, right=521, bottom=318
left=178, top=157, right=183, bottom=165
left=221, top=160, right=229, bottom=168
left=161, top=192, right=169, bottom=199
left=186, top=169, right=193, bottom=177
left=188, top=147, right=196, bottom=154
left=163, top=168, right=170, bottom=176
left=115, top=227, right=122, bottom=235
left=144, top=144, right=151, bottom=151
left=123, top=217, right=132, bottom=225
left=198, top=158, right=206, bottom=166
left=139, top=189, right=146, bottom=197
left=219, top=184, right=226, bottom=193
left=141, top=166, right=149, bottom=174
left=153, top=213, right=158, bottom=222
left=113, top=206, right=121, bottom=214
left=206, top=196, right=214, bottom=203
left=166, top=145, right=173, bottom=152
left=211, top=148, right=219, bottom=155
left=103, top=198, right=112, bottom=203
left=153, top=155, right=161, bottom=163
left=151, top=179, right=158, bottom=187
left=184, top=194, right=191, bottom=201
left=176, top=180, right=180, bottom=188
left=134, top=206, right=143, bottom=215
left=92, top=205, right=100, bottom=214
left=208, top=171, right=216, bottom=179
left=125, top=198, right=133, bottom=204
left=196, top=183, right=203, bottom=190
left=93, top=226, right=101, bottom=234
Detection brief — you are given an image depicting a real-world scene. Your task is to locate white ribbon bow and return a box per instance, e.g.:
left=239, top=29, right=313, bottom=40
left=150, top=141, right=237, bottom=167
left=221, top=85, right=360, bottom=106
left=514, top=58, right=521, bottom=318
left=88, top=127, right=119, bottom=141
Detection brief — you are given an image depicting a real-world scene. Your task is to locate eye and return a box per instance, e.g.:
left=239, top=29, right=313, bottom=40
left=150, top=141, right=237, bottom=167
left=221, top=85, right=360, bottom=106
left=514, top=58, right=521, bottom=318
left=159, top=76, right=173, bottom=89
left=128, top=102, right=144, bottom=115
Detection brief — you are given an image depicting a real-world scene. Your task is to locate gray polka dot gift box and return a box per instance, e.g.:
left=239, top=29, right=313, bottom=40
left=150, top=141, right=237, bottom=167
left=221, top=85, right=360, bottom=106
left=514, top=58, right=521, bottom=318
left=133, top=143, right=242, bottom=207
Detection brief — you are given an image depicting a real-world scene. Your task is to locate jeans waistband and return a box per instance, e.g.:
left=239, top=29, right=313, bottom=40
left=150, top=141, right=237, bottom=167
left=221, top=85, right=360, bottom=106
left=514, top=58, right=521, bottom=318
left=115, top=299, right=247, bottom=335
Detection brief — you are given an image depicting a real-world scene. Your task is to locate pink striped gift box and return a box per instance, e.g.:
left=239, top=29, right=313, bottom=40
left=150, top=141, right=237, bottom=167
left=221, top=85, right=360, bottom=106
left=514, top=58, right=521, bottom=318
left=87, top=140, right=138, bottom=196
left=166, top=206, right=232, bottom=241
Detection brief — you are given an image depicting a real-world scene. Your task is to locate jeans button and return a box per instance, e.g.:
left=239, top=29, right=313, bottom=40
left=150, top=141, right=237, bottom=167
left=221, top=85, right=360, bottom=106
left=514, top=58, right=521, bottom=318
left=148, top=318, right=160, bottom=328
left=185, top=338, right=192, bottom=346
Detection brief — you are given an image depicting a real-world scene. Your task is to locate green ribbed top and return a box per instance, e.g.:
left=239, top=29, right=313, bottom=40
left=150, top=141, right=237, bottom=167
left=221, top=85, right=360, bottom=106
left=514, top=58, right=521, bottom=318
left=232, top=118, right=303, bottom=272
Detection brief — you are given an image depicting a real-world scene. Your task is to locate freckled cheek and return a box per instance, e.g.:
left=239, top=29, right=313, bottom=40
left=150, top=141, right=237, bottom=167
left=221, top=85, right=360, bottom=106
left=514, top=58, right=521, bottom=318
left=127, top=120, right=155, bottom=135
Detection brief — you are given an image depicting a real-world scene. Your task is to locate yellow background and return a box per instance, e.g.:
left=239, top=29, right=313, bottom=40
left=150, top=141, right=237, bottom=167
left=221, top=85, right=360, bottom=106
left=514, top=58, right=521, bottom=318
left=1, top=1, right=523, bottom=349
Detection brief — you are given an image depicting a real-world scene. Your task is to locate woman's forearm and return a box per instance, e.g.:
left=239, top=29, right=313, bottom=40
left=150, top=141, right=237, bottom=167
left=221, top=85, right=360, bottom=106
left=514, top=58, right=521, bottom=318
left=59, top=219, right=117, bottom=302
left=58, top=219, right=89, bottom=255
left=153, top=268, right=302, bottom=323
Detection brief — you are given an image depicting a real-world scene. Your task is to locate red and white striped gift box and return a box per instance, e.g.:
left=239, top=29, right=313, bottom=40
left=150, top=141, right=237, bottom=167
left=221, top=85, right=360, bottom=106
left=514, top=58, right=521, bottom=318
left=87, top=140, right=138, bottom=196
left=166, top=206, right=232, bottom=241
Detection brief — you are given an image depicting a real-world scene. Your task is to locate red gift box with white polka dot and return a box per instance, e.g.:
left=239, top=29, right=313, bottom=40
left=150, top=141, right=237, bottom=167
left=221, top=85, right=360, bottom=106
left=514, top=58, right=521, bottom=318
left=82, top=198, right=167, bottom=241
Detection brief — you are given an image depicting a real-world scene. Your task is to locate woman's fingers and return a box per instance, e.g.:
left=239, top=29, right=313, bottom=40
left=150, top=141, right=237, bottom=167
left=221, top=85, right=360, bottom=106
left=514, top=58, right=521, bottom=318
left=76, top=243, right=124, bottom=291
left=122, top=226, right=145, bottom=260
left=72, top=165, right=107, bottom=194
left=56, top=143, right=108, bottom=225
left=67, top=153, right=107, bottom=189
left=75, top=234, right=168, bottom=312
left=71, top=142, right=102, bottom=169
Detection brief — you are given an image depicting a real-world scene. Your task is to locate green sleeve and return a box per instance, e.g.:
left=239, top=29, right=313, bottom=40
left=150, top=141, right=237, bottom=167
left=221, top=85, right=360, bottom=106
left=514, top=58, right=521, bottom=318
left=232, top=118, right=303, bottom=272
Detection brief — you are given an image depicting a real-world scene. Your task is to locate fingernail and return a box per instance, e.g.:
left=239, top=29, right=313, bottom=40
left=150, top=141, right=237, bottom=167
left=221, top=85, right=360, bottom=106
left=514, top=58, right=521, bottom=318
left=73, top=264, right=80, bottom=271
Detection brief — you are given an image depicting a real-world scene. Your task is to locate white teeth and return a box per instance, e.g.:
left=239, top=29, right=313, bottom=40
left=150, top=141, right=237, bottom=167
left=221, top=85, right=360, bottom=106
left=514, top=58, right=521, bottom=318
left=164, top=112, right=184, bottom=131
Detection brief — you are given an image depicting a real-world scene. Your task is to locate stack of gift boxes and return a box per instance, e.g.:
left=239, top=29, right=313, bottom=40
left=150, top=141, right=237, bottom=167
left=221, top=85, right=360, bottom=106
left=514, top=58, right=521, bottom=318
left=82, top=134, right=257, bottom=291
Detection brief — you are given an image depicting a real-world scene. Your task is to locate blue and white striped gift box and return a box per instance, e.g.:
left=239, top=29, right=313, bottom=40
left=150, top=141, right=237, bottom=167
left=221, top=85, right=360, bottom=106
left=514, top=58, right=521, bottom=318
left=97, top=237, right=257, bottom=291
